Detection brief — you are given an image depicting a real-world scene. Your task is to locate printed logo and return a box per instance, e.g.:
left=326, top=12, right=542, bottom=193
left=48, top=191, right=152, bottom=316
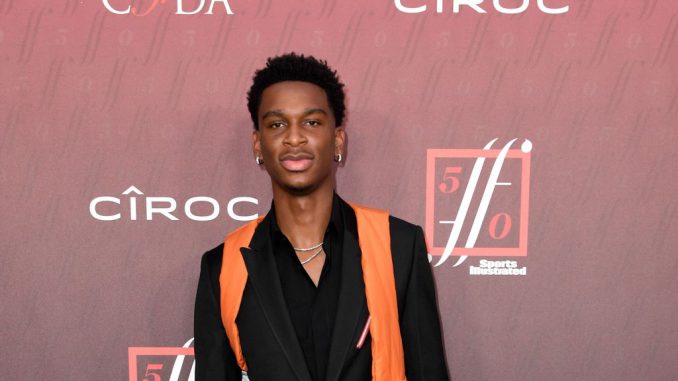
left=129, top=338, right=250, bottom=381
left=393, top=0, right=569, bottom=14
left=128, top=339, right=195, bottom=381
left=425, top=139, right=532, bottom=272
left=90, top=186, right=259, bottom=222
left=102, top=0, right=234, bottom=16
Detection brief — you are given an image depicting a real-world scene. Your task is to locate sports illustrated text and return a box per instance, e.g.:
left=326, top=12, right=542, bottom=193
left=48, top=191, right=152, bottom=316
left=469, top=259, right=527, bottom=276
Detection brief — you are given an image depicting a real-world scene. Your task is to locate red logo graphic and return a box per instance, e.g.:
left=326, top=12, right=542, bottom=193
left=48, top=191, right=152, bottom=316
left=129, top=341, right=194, bottom=381
left=425, top=139, right=532, bottom=267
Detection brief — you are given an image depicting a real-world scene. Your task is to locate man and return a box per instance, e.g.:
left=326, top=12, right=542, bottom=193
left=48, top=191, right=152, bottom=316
left=194, top=53, right=449, bottom=381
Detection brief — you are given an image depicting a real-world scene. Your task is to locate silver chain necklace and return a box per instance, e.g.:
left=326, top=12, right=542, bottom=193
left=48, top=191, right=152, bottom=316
left=293, top=241, right=324, bottom=252
left=299, top=246, right=324, bottom=265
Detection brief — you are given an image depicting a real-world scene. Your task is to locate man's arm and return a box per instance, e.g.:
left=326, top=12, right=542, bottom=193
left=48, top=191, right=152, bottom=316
left=194, top=248, right=242, bottom=381
left=399, top=225, right=450, bottom=380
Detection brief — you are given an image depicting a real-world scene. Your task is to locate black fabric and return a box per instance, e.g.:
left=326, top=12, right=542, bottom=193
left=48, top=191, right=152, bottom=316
left=269, top=193, right=344, bottom=381
left=193, top=248, right=242, bottom=380
left=194, top=194, right=450, bottom=381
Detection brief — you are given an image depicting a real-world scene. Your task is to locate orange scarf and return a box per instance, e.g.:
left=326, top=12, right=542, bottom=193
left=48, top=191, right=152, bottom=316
left=219, top=203, right=406, bottom=380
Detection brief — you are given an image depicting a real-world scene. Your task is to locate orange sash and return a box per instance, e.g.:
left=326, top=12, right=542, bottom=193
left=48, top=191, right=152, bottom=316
left=219, top=203, right=406, bottom=380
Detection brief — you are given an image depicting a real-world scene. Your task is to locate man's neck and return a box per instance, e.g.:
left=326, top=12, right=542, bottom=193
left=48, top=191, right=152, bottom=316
left=272, top=184, right=334, bottom=249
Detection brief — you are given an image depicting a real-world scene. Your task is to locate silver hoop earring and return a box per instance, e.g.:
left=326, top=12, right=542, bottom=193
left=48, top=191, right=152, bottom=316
left=255, top=156, right=263, bottom=165
left=335, top=153, right=343, bottom=163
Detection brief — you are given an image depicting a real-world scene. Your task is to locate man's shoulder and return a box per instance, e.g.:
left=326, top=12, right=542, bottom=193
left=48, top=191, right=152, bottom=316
left=387, top=214, right=424, bottom=255
left=343, top=198, right=420, bottom=235
left=201, top=242, right=225, bottom=269
left=388, top=214, right=421, bottom=236
left=201, top=216, right=264, bottom=268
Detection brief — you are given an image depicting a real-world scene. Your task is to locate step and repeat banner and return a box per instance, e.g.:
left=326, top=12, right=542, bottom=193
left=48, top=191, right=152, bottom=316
left=1, top=0, right=676, bottom=380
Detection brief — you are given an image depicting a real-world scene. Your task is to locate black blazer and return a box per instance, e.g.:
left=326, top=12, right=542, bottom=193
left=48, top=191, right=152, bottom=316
left=194, top=198, right=449, bottom=380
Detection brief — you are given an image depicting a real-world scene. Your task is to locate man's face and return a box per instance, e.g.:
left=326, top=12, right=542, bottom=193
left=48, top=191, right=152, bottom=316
left=252, top=81, right=345, bottom=195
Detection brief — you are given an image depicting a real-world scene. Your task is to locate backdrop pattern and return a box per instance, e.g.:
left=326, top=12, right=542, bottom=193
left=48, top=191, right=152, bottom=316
left=1, top=0, right=677, bottom=380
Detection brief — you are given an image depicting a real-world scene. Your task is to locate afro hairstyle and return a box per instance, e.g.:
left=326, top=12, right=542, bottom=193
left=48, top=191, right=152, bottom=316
left=246, top=52, right=346, bottom=129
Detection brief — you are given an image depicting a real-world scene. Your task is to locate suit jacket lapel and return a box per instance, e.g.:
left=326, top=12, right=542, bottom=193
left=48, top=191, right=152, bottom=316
left=325, top=204, right=368, bottom=381
left=240, top=216, right=313, bottom=381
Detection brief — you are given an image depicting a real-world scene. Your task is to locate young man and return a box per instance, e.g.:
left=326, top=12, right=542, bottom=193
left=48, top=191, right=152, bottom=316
left=194, top=53, right=449, bottom=381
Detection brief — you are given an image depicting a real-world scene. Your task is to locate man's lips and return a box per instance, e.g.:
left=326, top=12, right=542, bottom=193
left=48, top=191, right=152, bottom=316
left=280, top=153, right=314, bottom=172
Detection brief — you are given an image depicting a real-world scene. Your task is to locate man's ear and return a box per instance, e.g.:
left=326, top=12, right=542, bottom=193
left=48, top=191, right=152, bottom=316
left=334, top=127, right=346, bottom=155
left=252, top=130, right=262, bottom=160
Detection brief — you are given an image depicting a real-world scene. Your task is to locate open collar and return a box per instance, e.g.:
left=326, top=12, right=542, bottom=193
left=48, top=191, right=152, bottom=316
left=240, top=195, right=368, bottom=381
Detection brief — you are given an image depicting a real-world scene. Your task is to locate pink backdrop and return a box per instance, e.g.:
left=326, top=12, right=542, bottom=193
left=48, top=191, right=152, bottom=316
left=1, top=0, right=677, bottom=380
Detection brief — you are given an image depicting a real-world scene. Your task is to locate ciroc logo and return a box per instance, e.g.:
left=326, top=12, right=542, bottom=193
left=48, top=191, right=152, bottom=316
left=90, top=186, right=258, bottom=222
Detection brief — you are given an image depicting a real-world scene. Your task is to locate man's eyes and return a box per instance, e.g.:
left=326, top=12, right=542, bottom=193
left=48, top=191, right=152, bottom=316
left=268, top=120, right=321, bottom=128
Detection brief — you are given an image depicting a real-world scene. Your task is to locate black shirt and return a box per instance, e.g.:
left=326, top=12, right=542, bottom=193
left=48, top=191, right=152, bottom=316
left=269, top=193, right=344, bottom=381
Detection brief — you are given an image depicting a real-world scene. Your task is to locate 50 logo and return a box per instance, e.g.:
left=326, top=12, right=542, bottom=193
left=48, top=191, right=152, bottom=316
left=129, top=339, right=195, bottom=381
left=129, top=338, right=250, bottom=381
left=426, top=138, right=532, bottom=267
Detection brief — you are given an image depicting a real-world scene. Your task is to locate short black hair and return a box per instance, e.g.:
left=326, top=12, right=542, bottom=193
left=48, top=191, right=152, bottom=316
left=247, top=52, right=346, bottom=129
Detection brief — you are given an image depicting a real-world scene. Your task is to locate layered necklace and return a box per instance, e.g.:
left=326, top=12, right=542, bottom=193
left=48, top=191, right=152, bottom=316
left=293, top=242, right=324, bottom=265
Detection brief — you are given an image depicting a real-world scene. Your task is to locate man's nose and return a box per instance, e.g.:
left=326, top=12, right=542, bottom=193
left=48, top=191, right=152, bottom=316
left=284, top=122, right=307, bottom=146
